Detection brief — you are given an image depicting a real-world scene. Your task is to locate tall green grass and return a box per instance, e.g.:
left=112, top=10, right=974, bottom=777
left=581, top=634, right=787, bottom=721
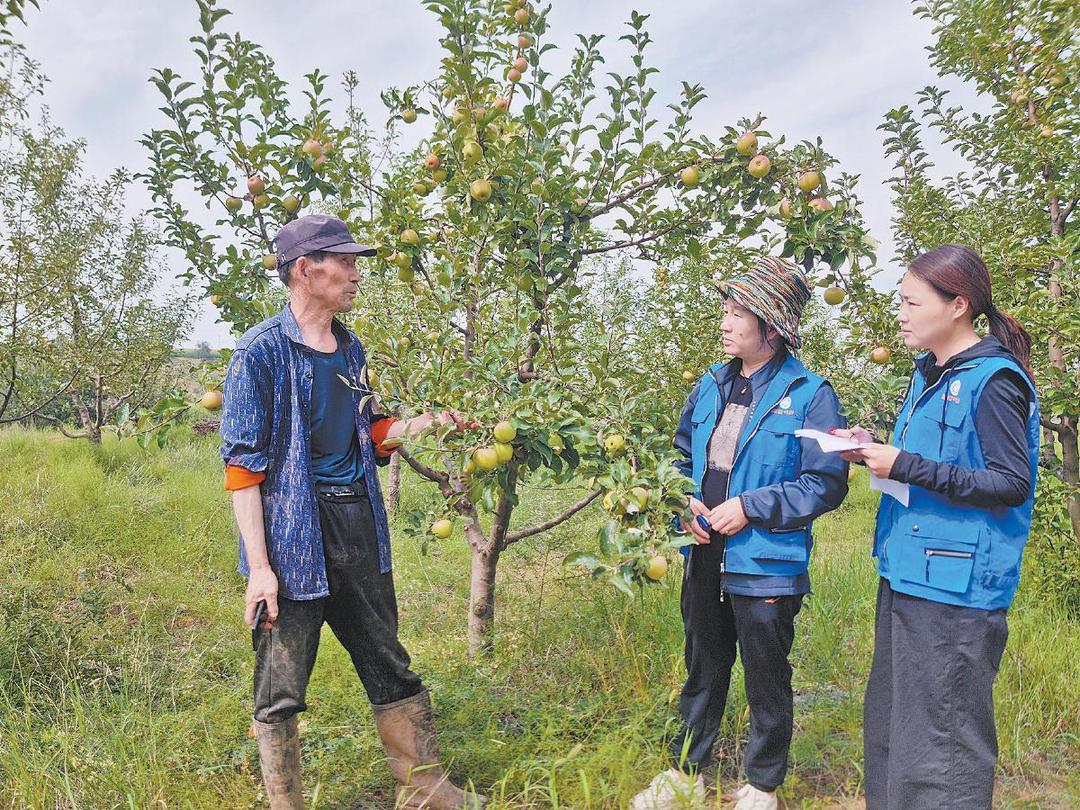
left=1, top=427, right=1077, bottom=808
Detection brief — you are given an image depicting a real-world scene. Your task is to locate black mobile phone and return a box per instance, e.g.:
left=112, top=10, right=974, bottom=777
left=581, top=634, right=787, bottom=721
left=251, top=600, right=267, bottom=650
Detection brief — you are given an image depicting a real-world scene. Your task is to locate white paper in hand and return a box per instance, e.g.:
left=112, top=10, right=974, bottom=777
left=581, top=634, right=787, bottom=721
left=870, top=474, right=910, bottom=506
left=794, top=428, right=864, bottom=453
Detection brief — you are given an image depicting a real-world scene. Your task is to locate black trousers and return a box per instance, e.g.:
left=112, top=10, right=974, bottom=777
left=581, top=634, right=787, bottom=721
left=863, top=578, right=1008, bottom=810
left=671, top=541, right=803, bottom=791
left=253, top=482, right=424, bottom=724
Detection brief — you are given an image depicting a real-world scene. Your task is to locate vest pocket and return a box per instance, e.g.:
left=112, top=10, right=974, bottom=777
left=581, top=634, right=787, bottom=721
left=749, top=527, right=809, bottom=564
left=895, top=532, right=977, bottom=594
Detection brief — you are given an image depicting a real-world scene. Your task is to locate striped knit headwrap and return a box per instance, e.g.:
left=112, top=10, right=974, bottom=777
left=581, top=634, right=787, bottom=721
left=717, top=256, right=811, bottom=350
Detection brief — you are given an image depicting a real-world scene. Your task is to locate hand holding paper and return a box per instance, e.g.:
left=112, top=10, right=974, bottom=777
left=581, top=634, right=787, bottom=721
left=795, top=428, right=909, bottom=505
left=794, top=428, right=864, bottom=453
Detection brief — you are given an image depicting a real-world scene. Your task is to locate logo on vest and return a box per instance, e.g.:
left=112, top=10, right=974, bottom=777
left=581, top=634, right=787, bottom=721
left=771, top=395, right=795, bottom=415
left=943, top=378, right=962, bottom=405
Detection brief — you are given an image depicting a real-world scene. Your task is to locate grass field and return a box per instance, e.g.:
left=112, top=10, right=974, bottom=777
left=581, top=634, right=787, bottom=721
left=1, top=427, right=1077, bottom=808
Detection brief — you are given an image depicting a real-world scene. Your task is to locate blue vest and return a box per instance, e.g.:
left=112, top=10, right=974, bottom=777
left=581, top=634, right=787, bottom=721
left=689, top=354, right=826, bottom=576
left=873, top=355, right=1039, bottom=610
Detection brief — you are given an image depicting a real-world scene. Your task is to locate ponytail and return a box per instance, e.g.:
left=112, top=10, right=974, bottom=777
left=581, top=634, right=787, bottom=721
left=986, top=306, right=1033, bottom=380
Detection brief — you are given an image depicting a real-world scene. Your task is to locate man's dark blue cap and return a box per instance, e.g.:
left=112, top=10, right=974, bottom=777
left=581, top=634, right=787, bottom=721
left=273, top=214, right=376, bottom=266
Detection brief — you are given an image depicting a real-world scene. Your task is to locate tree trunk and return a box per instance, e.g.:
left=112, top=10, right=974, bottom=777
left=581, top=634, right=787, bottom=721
left=467, top=542, right=500, bottom=658
left=386, top=452, right=401, bottom=513
left=1046, top=196, right=1079, bottom=543
left=1059, top=418, right=1080, bottom=541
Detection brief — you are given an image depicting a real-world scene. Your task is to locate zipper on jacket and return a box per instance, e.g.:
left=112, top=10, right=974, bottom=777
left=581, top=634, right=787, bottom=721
left=719, top=377, right=800, bottom=600
left=924, top=547, right=974, bottom=580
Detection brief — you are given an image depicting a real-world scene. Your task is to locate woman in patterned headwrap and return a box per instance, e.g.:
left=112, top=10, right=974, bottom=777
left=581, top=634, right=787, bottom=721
left=631, top=257, right=850, bottom=810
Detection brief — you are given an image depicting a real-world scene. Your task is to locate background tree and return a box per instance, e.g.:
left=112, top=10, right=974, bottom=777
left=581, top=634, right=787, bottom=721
left=876, top=0, right=1079, bottom=548
left=0, top=120, right=190, bottom=442
left=144, top=0, right=883, bottom=654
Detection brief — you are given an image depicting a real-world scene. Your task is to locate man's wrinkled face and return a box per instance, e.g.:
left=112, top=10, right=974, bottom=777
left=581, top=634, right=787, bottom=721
left=304, top=252, right=360, bottom=313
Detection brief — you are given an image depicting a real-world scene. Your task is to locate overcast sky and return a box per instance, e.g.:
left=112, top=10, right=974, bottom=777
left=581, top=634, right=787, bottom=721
left=16, top=0, right=976, bottom=347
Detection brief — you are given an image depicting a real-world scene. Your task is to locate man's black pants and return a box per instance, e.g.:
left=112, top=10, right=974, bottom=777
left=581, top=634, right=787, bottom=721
left=671, top=541, right=803, bottom=791
left=253, top=482, right=424, bottom=724
left=863, top=578, right=1007, bottom=810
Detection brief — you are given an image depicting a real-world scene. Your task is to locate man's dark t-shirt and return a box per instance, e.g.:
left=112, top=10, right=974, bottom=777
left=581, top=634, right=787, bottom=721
left=309, top=338, right=364, bottom=485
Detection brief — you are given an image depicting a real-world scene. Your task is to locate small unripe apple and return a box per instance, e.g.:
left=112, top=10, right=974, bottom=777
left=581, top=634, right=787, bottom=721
left=604, top=433, right=626, bottom=455
left=513, top=56, right=528, bottom=72
left=252, top=194, right=269, bottom=208
left=312, top=154, right=328, bottom=170
left=645, top=555, right=668, bottom=581
left=518, top=34, right=533, bottom=48
left=282, top=195, right=301, bottom=213
left=493, top=420, right=517, bottom=443
left=736, top=131, right=758, bottom=155
left=747, top=155, right=771, bottom=178
left=797, top=171, right=821, bottom=193
left=261, top=254, right=278, bottom=270
left=474, top=447, right=500, bottom=471
left=681, top=370, right=695, bottom=382
left=432, top=169, right=447, bottom=183
left=402, top=108, right=417, bottom=123
left=302, top=139, right=323, bottom=158
left=779, top=198, right=793, bottom=219
left=225, top=196, right=243, bottom=213
left=823, top=286, right=845, bottom=305
left=808, top=197, right=833, bottom=212
left=400, top=228, right=421, bottom=246
left=469, top=178, right=493, bottom=202
left=247, top=176, right=266, bottom=196
left=514, top=7, right=529, bottom=24
left=507, top=68, right=522, bottom=84
left=870, top=347, right=891, bottom=365
left=431, top=519, right=453, bottom=539
left=680, top=165, right=701, bottom=188
left=200, top=390, right=223, bottom=411
left=462, top=140, right=483, bottom=163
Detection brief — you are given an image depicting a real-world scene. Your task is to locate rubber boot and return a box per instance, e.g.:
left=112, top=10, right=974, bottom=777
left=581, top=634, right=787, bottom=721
left=253, top=716, right=305, bottom=809
left=373, top=690, right=487, bottom=809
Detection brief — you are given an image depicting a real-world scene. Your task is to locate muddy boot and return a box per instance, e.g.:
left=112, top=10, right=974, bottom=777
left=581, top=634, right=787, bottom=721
left=253, top=716, right=305, bottom=809
left=373, top=690, right=487, bottom=809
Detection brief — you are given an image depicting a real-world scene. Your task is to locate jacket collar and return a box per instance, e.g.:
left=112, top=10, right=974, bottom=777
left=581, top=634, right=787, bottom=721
left=279, top=304, right=355, bottom=351
left=709, top=346, right=799, bottom=394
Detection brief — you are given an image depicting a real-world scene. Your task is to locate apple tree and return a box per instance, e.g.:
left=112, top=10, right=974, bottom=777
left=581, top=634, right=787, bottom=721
left=144, top=0, right=885, bottom=654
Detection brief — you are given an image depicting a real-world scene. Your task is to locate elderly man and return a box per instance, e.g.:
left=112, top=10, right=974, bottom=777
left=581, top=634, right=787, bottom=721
left=220, top=214, right=484, bottom=809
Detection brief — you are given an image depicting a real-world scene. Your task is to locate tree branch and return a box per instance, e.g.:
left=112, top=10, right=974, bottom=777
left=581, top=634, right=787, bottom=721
left=580, top=222, right=678, bottom=256
left=398, top=447, right=452, bottom=493
left=502, top=488, right=603, bottom=546
left=32, top=413, right=87, bottom=440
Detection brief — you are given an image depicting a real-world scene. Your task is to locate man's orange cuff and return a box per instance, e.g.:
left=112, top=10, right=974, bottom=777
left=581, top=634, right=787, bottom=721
left=371, top=417, right=399, bottom=457
left=225, top=465, right=266, bottom=490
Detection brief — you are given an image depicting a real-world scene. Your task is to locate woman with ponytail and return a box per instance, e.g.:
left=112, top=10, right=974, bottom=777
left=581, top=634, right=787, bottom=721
left=834, top=244, right=1040, bottom=809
